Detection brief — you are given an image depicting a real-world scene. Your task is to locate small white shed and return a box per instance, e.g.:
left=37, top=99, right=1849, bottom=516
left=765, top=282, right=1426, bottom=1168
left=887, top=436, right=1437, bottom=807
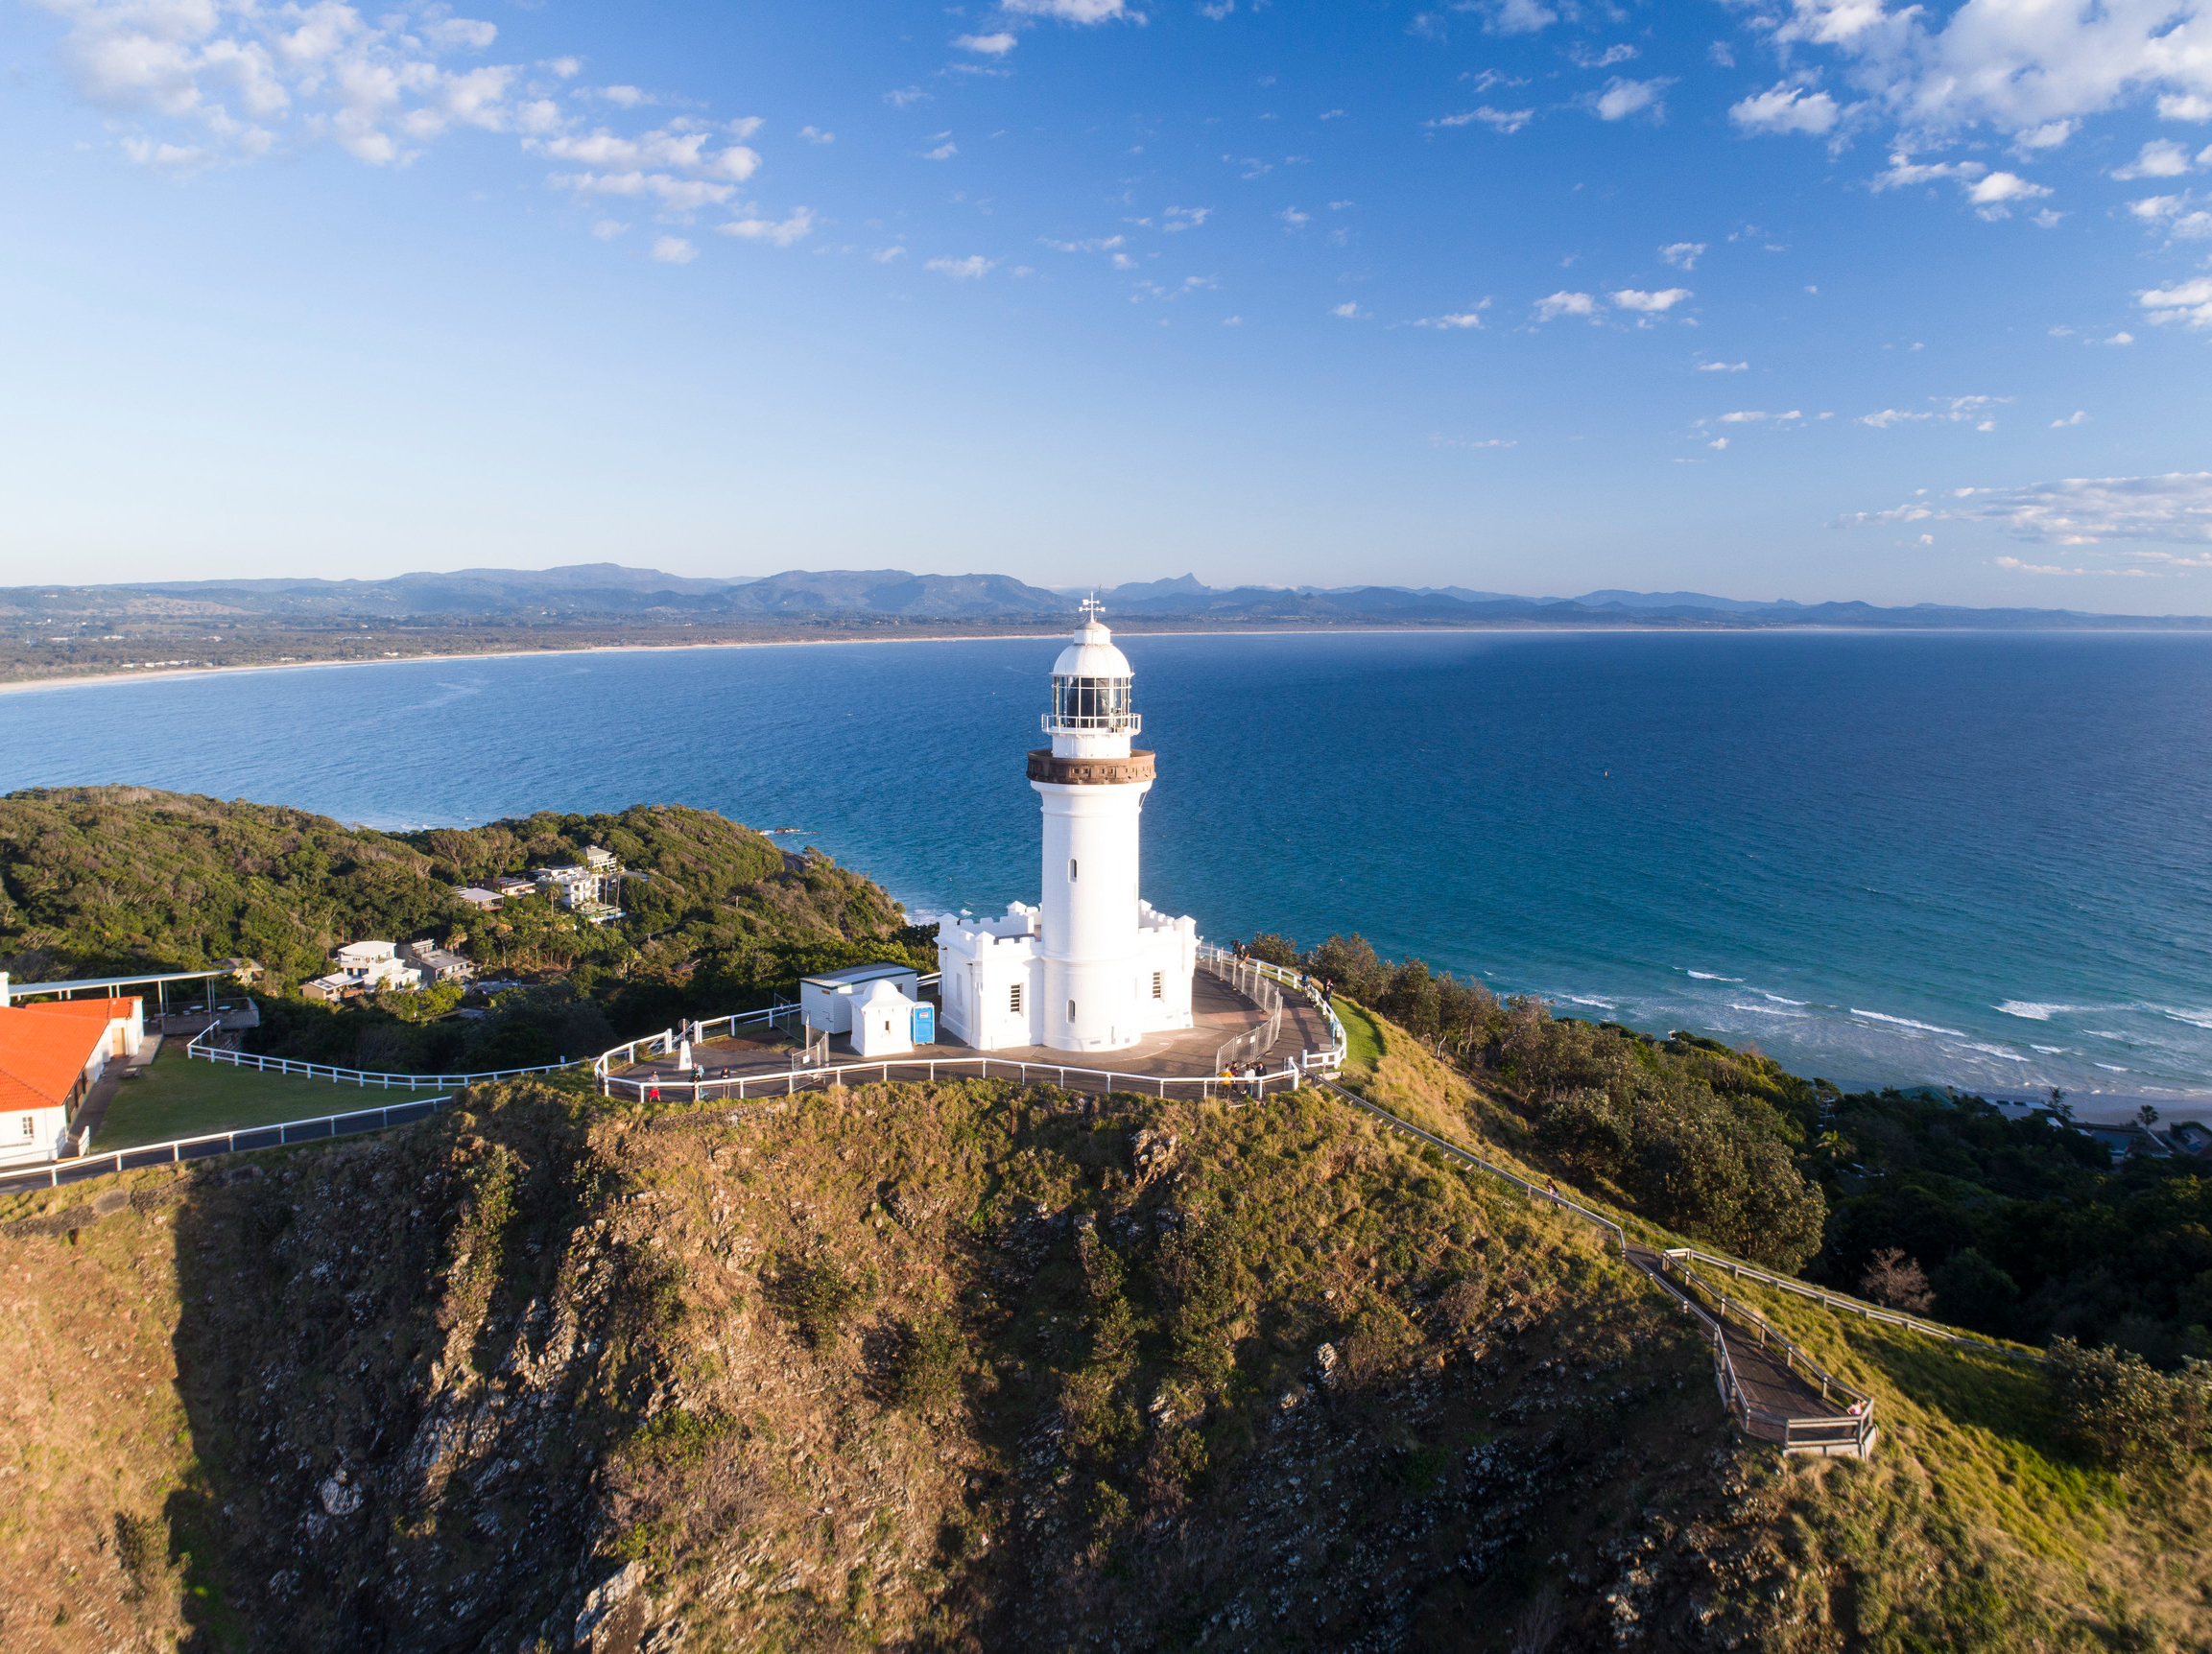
left=850, top=978, right=919, bottom=1058
left=799, top=962, right=921, bottom=1035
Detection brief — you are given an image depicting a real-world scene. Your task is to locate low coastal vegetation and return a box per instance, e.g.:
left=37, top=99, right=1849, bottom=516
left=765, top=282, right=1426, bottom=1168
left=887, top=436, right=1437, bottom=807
left=0, top=787, right=933, bottom=1075
left=1263, top=930, right=2212, bottom=1368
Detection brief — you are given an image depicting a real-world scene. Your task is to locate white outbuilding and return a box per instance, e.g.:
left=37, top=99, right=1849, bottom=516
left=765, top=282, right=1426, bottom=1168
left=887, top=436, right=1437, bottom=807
left=800, top=962, right=922, bottom=1036
left=850, top=978, right=922, bottom=1058
left=935, top=601, right=1198, bottom=1053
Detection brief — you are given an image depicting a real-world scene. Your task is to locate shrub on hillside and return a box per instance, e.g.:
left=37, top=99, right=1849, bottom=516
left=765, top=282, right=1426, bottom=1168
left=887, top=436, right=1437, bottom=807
left=2046, top=1336, right=2212, bottom=1473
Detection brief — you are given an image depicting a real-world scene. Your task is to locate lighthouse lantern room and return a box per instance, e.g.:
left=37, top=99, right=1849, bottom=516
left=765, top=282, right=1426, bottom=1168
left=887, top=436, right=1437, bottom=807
left=935, top=602, right=1198, bottom=1053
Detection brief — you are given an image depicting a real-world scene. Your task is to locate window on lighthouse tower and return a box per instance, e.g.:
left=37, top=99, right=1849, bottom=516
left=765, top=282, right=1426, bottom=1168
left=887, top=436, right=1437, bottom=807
left=1069, top=859, right=1078, bottom=882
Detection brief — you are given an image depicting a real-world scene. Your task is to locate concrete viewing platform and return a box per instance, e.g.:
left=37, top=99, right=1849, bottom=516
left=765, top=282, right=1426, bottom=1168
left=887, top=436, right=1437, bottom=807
left=608, top=967, right=1339, bottom=1100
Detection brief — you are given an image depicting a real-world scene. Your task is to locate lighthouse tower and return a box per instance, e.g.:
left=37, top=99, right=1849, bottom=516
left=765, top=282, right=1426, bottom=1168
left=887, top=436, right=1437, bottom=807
left=933, top=602, right=1198, bottom=1053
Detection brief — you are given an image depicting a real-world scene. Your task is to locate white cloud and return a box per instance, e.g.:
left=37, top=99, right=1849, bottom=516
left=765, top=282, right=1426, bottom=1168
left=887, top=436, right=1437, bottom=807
left=1698, top=360, right=1749, bottom=370
left=1965, top=171, right=2051, bottom=216
left=1331, top=300, right=1367, bottom=319
left=650, top=236, right=697, bottom=264
left=956, top=32, right=1018, bottom=55
left=2012, top=119, right=2074, bottom=151
left=873, top=246, right=907, bottom=262
left=545, top=58, right=581, bottom=79
left=884, top=85, right=932, bottom=108
left=2128, top=193, right=2185, bottom=221
left=1162, top=205, right=1211, bottom=230
left=598, top=86, right=650, bottom=109
left=2113, top=139, right=2194, bottom=179
left=1718, top=409, right=1801, bottom=422
left=926, top=254, right=995, bottom=279
left=720, top=205, right=817, bottom=247
left=1222, top=314, right=1243, bottom=325
left=1710, top=437, right=1730, bottom=450
left=32, top=0, right=577, bottom=169
left=1000, top=0, right=1134, bottom=20
left=1611, top=287, right=1693, bottom=312
left=922, top=139, right=959, bottom=160
left=1572, top=43, right=1639, bottom=68
left=532, top=126, right=760, bottom=182
left=2105, top=330, right=2135, bottom=343
left=1319, top=107, right=1346, bottom=120
left=799, top=125, right=834, bottom=144
left=1729, top=0, right=2212, bottom=159
left=1534, top=290, right=1598, bottom=321
left=548, top=171, right=740, bottom=211
left=589, top=218, right=628, bottom=240
left=2139, top=276, right=2212, bottom=327
left=1847, top=473, right=2212, bottom=548
left=1589, top=77, right=1674, bottom=123
left=1279, top=206, right=1311, bottom=227
left=1729, top=83, right=1843, bottom=134
left=1042, top=233, right=1127, bottom=251
left=1659, top=241, right=1706, bottom=269
left=2051, top=410, right=2090, bottom=427
left=1470, top=0, right=1558, bottom=35
left=1857, top=393, right=2011, bottom=427
left=1871, top=153, right=1986, bottom=190
left=1414, top=303, right=1490, bottom=328
left=1432, top=435, right=1517, bottom=448
left=1429, top=106, right=1536, bottom=133
left=1869, top=151, right=2051, bottom=217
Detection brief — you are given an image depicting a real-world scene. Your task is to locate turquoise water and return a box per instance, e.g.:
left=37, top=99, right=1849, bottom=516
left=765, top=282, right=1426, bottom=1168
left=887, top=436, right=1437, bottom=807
left=2, top=629, right=2207, bottom=1100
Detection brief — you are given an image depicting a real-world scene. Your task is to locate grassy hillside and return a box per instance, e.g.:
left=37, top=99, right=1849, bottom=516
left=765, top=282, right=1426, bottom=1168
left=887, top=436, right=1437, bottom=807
left=0, top=787, right=932, bottom=1072
left=1280, top=931, right=2212, bottom=1365
left=3, top=1068, right=2206, bottom=1653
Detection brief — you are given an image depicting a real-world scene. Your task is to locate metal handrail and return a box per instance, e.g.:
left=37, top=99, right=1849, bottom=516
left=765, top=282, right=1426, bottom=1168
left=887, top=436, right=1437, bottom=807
left=1197, top=945, right=1347, bottom=1074
left=1315, top=1077, right=1628, bottom=1259
left=184, top=1023, right=579, bottom=1089
left=0, top=1095, right=453, bottom=1194
left=1658, top=1244, right=2041, bottom=1365
left=598, top=1051, right=1304, bottom=1105
left=1658, top=1251, right=1877, bottom=1448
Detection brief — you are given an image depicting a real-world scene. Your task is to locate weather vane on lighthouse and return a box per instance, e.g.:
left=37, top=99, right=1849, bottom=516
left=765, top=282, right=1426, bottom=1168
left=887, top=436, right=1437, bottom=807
left=931, top=599, right=1198, bottom=1052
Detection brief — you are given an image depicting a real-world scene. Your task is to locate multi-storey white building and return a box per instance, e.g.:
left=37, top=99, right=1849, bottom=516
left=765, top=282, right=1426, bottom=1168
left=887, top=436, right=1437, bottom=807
left=935, top=603, right=1197, bottom=1053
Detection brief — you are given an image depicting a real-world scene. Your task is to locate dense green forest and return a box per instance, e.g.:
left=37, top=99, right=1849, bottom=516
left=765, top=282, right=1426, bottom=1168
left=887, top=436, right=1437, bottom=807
left=1249, top=929, right=2212, bottom=1368
left=0, top=787, right=933, bottom=1071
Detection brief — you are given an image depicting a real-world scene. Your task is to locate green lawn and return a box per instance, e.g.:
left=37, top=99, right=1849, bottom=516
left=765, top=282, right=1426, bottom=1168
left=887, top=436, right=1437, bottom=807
left=1332, top=997, right=1385, bottom=1075
left=93, top=1049, right=433, bottom=1151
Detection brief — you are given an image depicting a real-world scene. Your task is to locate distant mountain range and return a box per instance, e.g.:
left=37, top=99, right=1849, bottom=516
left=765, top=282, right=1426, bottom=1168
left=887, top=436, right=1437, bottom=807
left=12, top=564, right=2210, bottom=630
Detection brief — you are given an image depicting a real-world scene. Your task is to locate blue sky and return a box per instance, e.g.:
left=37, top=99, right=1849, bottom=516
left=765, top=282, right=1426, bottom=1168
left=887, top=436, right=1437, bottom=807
left=3, top=0, right=2210, bottom=606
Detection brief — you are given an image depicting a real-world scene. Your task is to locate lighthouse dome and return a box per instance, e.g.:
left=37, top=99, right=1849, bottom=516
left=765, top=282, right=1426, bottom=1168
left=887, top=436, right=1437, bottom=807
left=1052, top=618, right=1131, bottom=680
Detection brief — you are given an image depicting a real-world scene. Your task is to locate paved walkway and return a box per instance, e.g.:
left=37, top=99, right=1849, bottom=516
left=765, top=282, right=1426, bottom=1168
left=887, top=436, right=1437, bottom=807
left=618, top=970, right=1337, bottom=1087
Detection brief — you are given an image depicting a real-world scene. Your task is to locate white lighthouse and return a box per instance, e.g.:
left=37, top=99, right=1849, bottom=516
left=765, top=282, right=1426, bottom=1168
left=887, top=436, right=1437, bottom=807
left=934, top=602, right=1198, bottom=1053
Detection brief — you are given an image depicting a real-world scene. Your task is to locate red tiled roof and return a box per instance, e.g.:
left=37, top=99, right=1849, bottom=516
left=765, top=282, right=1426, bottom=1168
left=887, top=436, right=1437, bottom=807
left=0, top=1005, right=108, bottom=1111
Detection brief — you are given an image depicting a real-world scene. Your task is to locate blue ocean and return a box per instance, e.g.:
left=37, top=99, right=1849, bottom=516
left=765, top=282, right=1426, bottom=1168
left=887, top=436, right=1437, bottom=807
left=2, top=629, right=2207, bottom=1102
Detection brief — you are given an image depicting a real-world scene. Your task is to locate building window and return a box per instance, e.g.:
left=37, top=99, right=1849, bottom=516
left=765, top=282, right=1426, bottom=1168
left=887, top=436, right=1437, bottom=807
left=1010, top=983, right=1023, bottom=1014
left=19, top=1116, right=32, bottom=1140
left=1067, top=1000, right=1077, bottom=1023
left=1152, top=971, right=1164, bottom=1000
left=1069, top=859, right=1078, bottom=882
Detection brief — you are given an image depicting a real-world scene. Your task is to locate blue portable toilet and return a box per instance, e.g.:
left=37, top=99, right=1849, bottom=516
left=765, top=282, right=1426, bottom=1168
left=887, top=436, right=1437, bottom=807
left=912, top=1001, right=936, bottom=1045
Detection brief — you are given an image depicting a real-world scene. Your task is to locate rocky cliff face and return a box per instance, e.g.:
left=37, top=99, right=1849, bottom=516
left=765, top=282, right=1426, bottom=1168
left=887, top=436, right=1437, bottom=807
left=0, top=1073, right=2098, bottom=1654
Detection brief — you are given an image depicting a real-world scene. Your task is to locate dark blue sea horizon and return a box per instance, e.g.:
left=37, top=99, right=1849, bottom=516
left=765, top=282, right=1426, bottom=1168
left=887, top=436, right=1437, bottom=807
left=2, top=628, right=2206, bottom=1104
